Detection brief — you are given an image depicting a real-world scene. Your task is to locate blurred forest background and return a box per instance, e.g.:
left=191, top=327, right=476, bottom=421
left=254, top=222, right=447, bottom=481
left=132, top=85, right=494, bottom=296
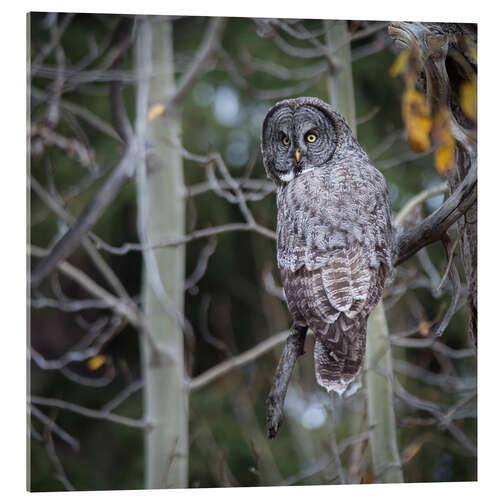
left=28, top=13, right=477, bottom=491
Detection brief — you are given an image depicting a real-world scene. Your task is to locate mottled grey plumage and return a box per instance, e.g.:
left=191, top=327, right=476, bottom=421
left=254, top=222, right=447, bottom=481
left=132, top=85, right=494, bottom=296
left=261, top=96, right=394, bottom=394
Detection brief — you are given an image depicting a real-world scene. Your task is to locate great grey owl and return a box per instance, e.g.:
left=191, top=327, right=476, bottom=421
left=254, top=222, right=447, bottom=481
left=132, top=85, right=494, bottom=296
left=261, top=96, right=394, bottom=394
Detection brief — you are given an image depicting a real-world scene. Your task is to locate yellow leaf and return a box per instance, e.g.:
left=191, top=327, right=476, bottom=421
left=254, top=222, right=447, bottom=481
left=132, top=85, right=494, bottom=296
left=147, top=103, right=166, bottom=121
left=87, top=355, right=107, bottom=371
left=432, top=109, right=456, bottom=176
left=389, top=50, right=410, bottom=77
left=402, top=81, right=432, bottom=153
left=460, top=80, right=477, bottom=122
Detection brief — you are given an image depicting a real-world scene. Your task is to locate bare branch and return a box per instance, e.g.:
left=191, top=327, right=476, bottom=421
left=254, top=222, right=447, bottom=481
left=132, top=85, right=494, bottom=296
left=266, top=325, right=308, bottom=438
left=394, top=163, right=477, bottom=266
left=395, top=182, right=448, bottom=226
left=432, top=235, right=461, bottom=337
left=30, top=395, right=151, bottom=430
left=31, top=13, right=76, bottom=77
left=109, top=17, right=134, bottom=142
left=29, top=245, right=141, bottom=327
left=189, top=329, right=293, bottom=392
left=30, top=316, right=125, bottom=371
left=30, top=176, right=132, bottom=301
left=101, top=380, right=144, bottom=413
left=389, top=335, right=476, bottom=359
left=185, top=177, right=275, bottom=201
left=32, top=87, right=121, bottom=141
left=44, top=426, right=76, bottom=491
left=93, top=222, right=276, bottom=255
left=31, top=143, right=138, bottom=287
left=31, top=124, right=96, bottom=168
left=30, top=405, right=80, bottom=452
left=169, top=18, right=226, bottom=110
left=184, top=237, right=217, bottom=291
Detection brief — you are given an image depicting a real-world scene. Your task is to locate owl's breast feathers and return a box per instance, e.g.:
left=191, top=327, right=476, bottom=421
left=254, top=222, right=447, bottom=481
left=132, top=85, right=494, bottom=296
left=277, top=161, right=393, bottom=393
left=277, top=161, right=393, bottom=272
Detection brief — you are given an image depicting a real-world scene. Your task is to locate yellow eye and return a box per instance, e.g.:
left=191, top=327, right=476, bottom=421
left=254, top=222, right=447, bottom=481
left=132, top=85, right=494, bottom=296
left=282, top=136, right=290, bottom=146
left=306, top=133, right=317, bottom=143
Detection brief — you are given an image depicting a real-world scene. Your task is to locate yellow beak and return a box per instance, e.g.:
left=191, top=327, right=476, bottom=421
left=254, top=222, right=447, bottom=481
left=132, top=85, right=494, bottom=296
left=295, top=148, right=301, bottom=163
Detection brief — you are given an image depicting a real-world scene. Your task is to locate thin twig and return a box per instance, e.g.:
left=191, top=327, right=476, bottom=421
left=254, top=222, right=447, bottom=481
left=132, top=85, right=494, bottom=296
left=395, top=182, right=448, bottom=227
left=30, top=176, right=132, bottom=301
left=169, top=18, right=226, bottom=110
left=30, top=405, right=80, bottom=452
left=93, top=222, right=276, bottom=255
left=189, top=329, right=293, bottom=391
left=30, top=395, right=151, bottom=430
left=29, top=245, right=141, bottom=327
left=31, top=143, right=138, bottom=287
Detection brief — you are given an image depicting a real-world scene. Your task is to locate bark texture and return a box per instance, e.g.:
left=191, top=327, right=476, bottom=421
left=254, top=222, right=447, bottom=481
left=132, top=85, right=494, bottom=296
left=388, top=22, right=477, bottom=345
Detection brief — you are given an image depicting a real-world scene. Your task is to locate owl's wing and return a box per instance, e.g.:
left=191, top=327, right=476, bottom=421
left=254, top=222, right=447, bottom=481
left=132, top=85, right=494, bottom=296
left=281, top=242, right=377, bottom=331
left=281, top=244, right=388, bottom=394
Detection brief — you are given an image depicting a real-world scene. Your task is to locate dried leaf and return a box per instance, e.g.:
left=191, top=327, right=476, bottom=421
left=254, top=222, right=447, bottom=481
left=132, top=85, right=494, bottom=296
left=389, top=50, right=410, bottom=77
left=432, top=108, right=456, bottom=176
left=87, top=354, right=107, bottom=371
left=401, top=441, right=424, bottom=464
left=402, top=80, right=432, bottom=153
left=419, top=319, right=429, bottom=336
left=460, top=80, right=477, bottom=123
left=148, top=103, right=166, bottom=121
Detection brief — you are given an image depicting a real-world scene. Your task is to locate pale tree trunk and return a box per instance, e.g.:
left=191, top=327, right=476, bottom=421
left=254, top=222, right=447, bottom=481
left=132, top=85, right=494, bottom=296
left=324, top=20, right=403, bottom=484
left=325, top=21, right=356, bottom=135
left=365, top=303, right=403, bottom=482
left=136, top=17, right=188, bottom=489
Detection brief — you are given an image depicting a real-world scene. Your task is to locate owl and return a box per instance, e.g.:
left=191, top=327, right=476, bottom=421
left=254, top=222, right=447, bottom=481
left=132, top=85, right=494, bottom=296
left=261, top=97, right=394, bottom=394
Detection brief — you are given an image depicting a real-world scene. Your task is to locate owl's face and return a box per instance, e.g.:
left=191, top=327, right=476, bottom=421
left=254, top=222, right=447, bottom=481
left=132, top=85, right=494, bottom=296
left=262, top=101, right=338, bottom=184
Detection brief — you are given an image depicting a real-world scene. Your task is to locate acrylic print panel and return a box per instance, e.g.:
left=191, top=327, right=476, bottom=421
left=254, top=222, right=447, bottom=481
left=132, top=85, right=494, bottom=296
left=28, top=11, right=477, bottom=491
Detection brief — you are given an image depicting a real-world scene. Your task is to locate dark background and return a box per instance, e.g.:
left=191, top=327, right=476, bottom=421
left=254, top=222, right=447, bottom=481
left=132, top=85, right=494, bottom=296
left=29, top=14, right=476, bottom=490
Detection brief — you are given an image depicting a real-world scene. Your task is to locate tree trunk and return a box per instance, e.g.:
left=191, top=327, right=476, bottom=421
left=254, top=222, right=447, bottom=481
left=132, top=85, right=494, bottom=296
left=324, top=19, right=403, bottom=484
left=365, top=304, right=403, bottom=482
left=137, top=17, right=188, bottom=489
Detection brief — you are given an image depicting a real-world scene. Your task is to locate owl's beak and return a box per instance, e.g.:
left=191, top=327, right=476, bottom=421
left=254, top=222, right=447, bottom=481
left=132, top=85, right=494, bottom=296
left=295, top=148, right=301, bottom=163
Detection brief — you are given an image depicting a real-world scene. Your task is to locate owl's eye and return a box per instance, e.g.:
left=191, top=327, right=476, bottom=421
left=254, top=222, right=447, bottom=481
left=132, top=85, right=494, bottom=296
left=282, top=136, right=290, bottom=146
left=306, top=133, right=317, bottom=143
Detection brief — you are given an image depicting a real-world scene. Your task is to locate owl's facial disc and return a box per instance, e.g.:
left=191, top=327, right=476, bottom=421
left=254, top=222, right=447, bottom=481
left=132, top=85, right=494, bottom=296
left=264, top=104, right=336, bottom=184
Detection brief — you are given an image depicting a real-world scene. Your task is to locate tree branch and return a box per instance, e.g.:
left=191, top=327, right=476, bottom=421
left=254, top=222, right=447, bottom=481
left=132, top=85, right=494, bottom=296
left=169, top=17, right=226, bottom=110
left=29, top=245, right=141, bottom=327
left=30, top=142, right=138, bottom=287
left=189, top=329, right=292, bottom=392
left=266, top=325, right=308, bottom=438
left=30, top=395, right=151, bottom=430
left=394, top=163, right=477, bottom=267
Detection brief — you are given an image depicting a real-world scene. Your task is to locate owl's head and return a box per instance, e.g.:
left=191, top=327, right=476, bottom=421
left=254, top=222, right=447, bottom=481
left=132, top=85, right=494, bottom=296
left=261, top=96, right=352, bottom=185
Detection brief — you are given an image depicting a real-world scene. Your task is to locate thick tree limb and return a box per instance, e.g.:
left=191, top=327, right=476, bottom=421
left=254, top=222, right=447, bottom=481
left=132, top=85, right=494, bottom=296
left=394, top=162, right=476, bottom=267
left=266, top=325, right=308, bottom=438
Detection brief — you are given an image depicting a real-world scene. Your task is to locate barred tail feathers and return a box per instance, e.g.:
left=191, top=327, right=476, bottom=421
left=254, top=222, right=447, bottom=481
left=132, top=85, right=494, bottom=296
left=313, top=315, right=367, bottom=394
